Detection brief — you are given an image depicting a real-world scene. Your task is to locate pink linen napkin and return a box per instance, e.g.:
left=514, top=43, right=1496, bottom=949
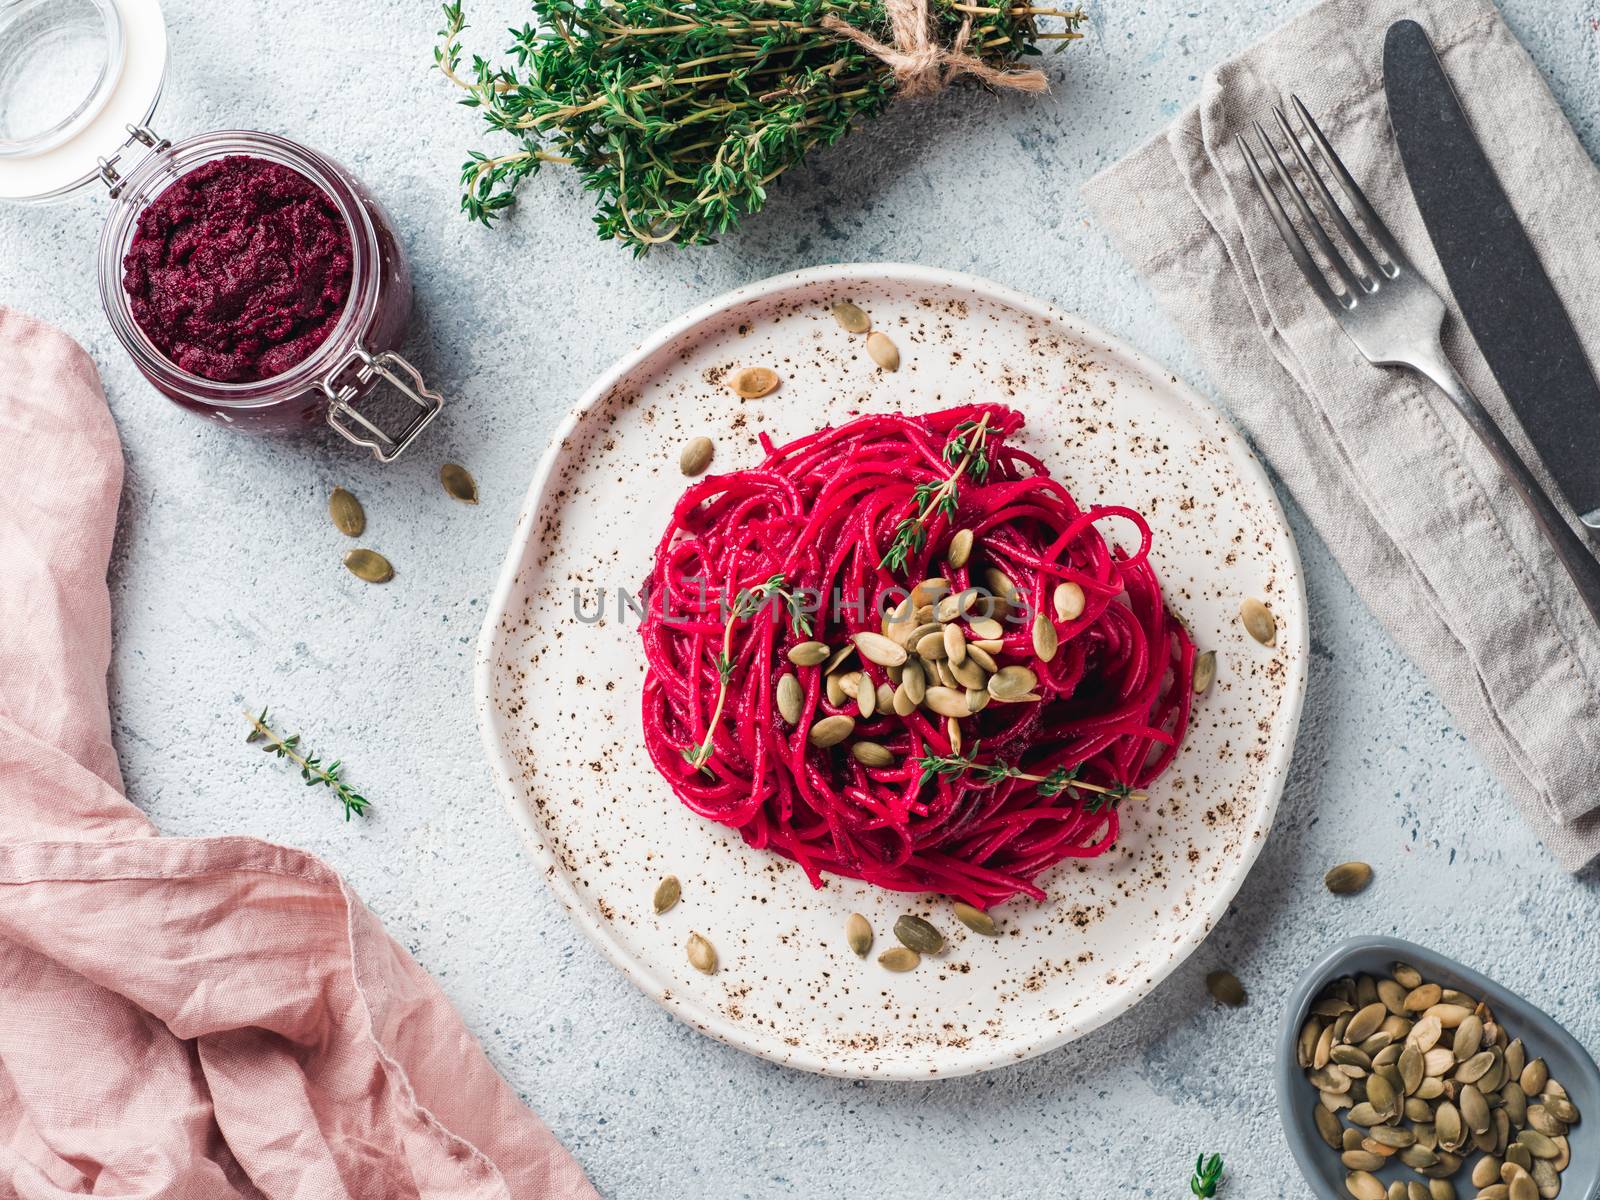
left=0, top=306, right=600, bottom=1200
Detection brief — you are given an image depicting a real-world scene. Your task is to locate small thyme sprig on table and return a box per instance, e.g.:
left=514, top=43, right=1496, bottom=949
left=435, top=1, right=1085, bottom=251
left=880, top=414, right=992, bottom=572
left=244, top=708, right=372, bottom=821
left=1190, top=1153, right=1224, bottom=1198
left=681, top=574, right=810, bottom=771
left=916, top=744, right=1143, bottom=810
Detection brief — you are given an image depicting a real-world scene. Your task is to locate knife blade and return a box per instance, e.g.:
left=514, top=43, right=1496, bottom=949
left=1383, top=18, right=1600, bottom=529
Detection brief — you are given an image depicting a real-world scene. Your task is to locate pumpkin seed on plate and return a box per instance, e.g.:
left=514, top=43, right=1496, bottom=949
left=866, top=331, right=900, bottom=371
left=845, top=913, right=872, bottom=957
left=776, top=673, right=803, bottom=724
left=1053, top=580, right=1085, bottom=622
left=1240, top=596, right=1277, bottom=645
left=652, top=875, right=681, bottom=914
left=946, top=528, right=974, bottom=569
left=1032, top=612, right=1058, bottom=662
left=853, top=631, right=908, bottom=667
left=1193, top=650, right=1217, bottom=694
left=685, top=931, right=717, bottom=974
left=328, top=487, right=365, bottom=536
left=830, top=300, right=870, bottom=333
left=343, top=548, right=394, bottom=583
left=878, top=946, right=919, bottom=972
left=1392, top=963, right=1423, bottom=989
left=679, top=435, right=715, bottom=476
left=731, top=366, right=780, bottom=398
left=787, top=640, right=831, bottom=666
left=851, top=741, right=895, bottom=768
left=440, top=462, right=479, bottom=503
left=893, top=914, right=944, bottom=955
left=952, top=901, right=998, bottom=936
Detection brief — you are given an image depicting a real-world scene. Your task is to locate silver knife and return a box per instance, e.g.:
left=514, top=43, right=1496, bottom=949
left=1384, top=18, right=1600, bottom=530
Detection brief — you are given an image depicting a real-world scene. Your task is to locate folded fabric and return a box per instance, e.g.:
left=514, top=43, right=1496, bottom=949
left=1083, top=0, right=1600, bottom=868
left=0, top=305, right=599, bottom=1200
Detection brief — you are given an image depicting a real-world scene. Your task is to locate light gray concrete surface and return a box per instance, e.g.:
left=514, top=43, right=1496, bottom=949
left=3, top=2, right=1600, bottom=1197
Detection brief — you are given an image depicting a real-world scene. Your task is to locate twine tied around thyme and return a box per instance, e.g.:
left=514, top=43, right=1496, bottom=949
left=821, top=0, right=1049, bottom=99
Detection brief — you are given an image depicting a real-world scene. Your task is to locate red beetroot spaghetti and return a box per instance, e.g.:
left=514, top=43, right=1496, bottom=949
left=640, top=404, right=1194, bottom=908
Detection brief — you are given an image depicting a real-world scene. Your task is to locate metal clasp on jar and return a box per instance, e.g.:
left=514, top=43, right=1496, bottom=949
left=319, top=347, right=443, bottom=462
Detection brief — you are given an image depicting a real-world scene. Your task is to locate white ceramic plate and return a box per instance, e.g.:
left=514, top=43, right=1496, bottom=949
left=476, top=264, right=1307, bottom=1080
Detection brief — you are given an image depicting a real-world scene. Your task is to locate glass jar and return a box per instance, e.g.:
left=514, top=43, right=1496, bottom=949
left=0, top=0, right=443, bottom=461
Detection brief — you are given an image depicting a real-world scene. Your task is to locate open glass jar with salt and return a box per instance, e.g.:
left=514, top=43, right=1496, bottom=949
left=0, top=0, right=442, bottom=460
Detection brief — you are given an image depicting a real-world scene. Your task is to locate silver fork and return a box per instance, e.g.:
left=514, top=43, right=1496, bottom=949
left=1238, top=95, right=1600, bottom=627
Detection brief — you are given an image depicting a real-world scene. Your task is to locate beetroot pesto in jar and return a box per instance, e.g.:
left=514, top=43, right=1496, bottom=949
left=121, top=155, right=353, bottom=383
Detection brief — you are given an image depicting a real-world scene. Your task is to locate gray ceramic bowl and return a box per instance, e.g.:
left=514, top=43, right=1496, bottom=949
left=1277, top=936, right=1600, bottom=1200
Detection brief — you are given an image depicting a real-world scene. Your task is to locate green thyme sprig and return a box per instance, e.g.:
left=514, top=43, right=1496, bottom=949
left=436, top=1, right=1084, bottom=252
left=916, top=744, right=1141, bottom=810
left=881, top=414, right=992, bottom=572
left=682, top=573, right=809, bottom=771
left=244, top=708, right=371, bottom=821
left=1190, top=1153, right=1224, bottom=1198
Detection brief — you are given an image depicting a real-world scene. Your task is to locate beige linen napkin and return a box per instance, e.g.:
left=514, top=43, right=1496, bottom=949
left=1083, top=0, right=1600, bottom=868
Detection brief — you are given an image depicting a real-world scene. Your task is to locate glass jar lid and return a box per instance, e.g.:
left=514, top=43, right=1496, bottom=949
left=0, top=0, right=167, bottom=202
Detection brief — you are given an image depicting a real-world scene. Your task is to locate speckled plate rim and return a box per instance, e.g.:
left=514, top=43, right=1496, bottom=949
left=474, top=262, right=1309, bottom=1080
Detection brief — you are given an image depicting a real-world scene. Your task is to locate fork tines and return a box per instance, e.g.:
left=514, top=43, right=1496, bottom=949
left=1237, top=95, right=1405, bottom=313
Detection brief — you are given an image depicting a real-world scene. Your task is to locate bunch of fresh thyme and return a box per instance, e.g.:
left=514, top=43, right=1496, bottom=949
left=245, top=708, right=372, bottom=821
left=435, top=0, right=1083, bottom=251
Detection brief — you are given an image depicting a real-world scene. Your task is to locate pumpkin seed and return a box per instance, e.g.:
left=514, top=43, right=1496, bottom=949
left=950, top=656, right=988, bottom=690
left=923, top=686, right=970, bottom=719
left=853, top=631, right=908, bottom=668
left=679, top=436, right=715, bottom=476
left=988, top=665, right=1038, bottom=701
left=1348, top=1102, right=1384, bottom=1126
left=1315, top=1023, right=1336, bottom=1068
left=967, top=616, right=1004, bottom=641
left=328, top=487, right=365, bottom=536
left=1473, top=1158, right=1504, bottom=1189
left=1300, top=1019, right=1324, bottom=1067
left=951, top=901, right=998, bottom=936
left=776, top=673, right=803, bottom=724
left=866, top=331, right=900, bottom=371
left=825, top=672, right=847, bottom=707
left=1455, top=1014, right=1484, bottom=1060
left=1410, top=1014, right=1443, bottom=1052
left=731, top=366, right=780, bottom=398
left=1520, top=1059, right=1548, bottom=1096
left=830, top=299, right=870, bottom=333
left=1368, top=1125, right=1415, bottom=1149
left=1435, top=1101, right=1463, bottom=1149
left=1346, top=1171, right=1385, bottom=1200
left=808, top=715, right=855, bottom=747
left=1531, top=1159, right=1559, bottom=1198
left=1406, top=983, right=1444, bottom=1012
left=1458, top=1051, right=1495, bottom=1084
left=1405, top=1097, right=1434, bottom=1122
left=943, top=623, right=967, bottom=665
left=1461, top=1084, right=1491, bottom=1135
left=1393, top=963, right=1424, bottom=990
left=965, top=687, right=990, bottom=714
left=1053, top=580, right=1086, bottom=622
left=1206, top=970, right=1246, bottom=1007
left=846, top=913, right=873, bottom=957
left=901, top=659, right=927, bottom=705
left=1400, top=1044, right=1425, bottom=1094
left=1525, top=1106, right=1566, bottom=1138
left=1516, top=1130, right=1559, bottom=1159
left=1399, top=1144, right=1439, bottom=1170
left=1505, top=1039, right=1527, bottom=1082
left=1507, top=1144, right=1533, bottom=1172
left=1325, top=861, right=1374, bottom=895
left=1407, top=1185, right=1429, bottom=1200
left=1193, top=650, right=1217, bottom=694
left=1386, top=1183, right=1406, bottom=1200
left=946, top=528, right=974, bottom=569
left=787, top=640, right=830, bottom=666
left=935, top=589, right=979, bottom=623
left=686, top=931, right=717, bottom=974
left=837, top=671, right=862, bottom=699
left=1342, top=1151, right=1387, bottom=1172
left=894, top=914, right=945, bottom=955
left=856, top=678, right=876, bottom=718
left=1502, top=1082, right=1528, bottom=1127
left=1333, top=1044, right=1373, bottom=1069
left=440, top=462, right=479, bottom=503
left=1509, top=1175, right=1538, bottom=1200
left=947, top=715, right=962, bottom=754
left=878, top=945, right=919, bottom=972
left=343, top=548, right=394, bottom=583
left=876, top=682, right=895, bottom=713
left=1542, top=1093, right=1578, bottom=1124
left=1425, top=1047, right=1457, bottom=1076
left=1240, top=596, right=1277, bottom=645
left=653, top=875, right=681, bottom=914
left=1314, top=1105, right=1344, bottom=1149
left=825, top=644, right=857, bottom=674
left=1366, top=1073, right=1397, bottom=1117
left=981, top=566, right=1018, bottom=607
left=1426, top=1180, right=1454, bottom=1200
left=852, top=741, right=895, bottom=768
left=1032, top=612, right=1059, bottom=662
left=1346, top=1002, right=1389, bottom=1045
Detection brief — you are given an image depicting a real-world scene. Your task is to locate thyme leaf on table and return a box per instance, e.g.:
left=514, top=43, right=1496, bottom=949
left=435, top=0, right=1084, bottom=252
left=244, top=708, right=372, bottom=821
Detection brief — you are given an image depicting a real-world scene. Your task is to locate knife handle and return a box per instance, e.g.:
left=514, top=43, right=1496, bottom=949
left=1405, top=344, right=1600, bottom=630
